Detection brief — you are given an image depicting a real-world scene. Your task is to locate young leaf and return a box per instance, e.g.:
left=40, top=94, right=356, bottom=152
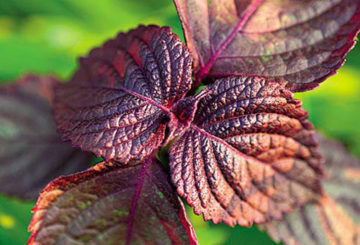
left=0, top=74, right=91, bottom=199
left=169, top=76, right=323, bottom=227
left=261, top=135, right=360, bottom=245
left=174, top=0, right=360, bottom=91
left=28, top=158, right=198, bottom=245
left=54, top=25, right=193, bottom=162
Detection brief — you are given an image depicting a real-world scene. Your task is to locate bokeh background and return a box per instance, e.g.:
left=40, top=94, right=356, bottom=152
left=0, top=0, right=359, bottom=244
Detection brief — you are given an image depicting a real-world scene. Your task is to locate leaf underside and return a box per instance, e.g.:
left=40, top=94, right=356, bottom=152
left=174, top=0, right=360, bottom=91
left=28, top=158, right=198, bottom=245
left=169, top=76, right=323, bottom=227
left=0, top=74, right=91, bottom=199
left=262, top=135, right=360, bottom=245
left=54, top=25, right=193, bottom=163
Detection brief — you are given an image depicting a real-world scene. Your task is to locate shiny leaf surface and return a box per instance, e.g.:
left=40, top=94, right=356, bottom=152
left=169, top=76, right=323, bottom=226
left=262, top=135, right=360, bottom=245
left=28, top=157, right=198, bottom=245
left=54, top=25, right=193, bottom=162
left=0, top=74, right=91, bottom=199
left=174, top=0, right=360, bottom=91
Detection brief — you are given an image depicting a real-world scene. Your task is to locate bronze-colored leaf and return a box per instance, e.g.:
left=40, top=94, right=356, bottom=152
left=54, top=25, right=193, bottom=163
left=169, top=76, right=323, bottom=226
left=0, top=74, right=91, bottom=199
left=174, top=0, right=360, bottom=91
left=262, top=135, right=360, bottom=245
left=28, top=158, right=198, bottom=245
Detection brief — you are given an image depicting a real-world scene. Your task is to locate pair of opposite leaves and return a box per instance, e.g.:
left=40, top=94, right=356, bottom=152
left=0, top=0, right=358, bottom=244
left=53, top=25, right=322, bottom=227
left=27, top=27, right=350, bottom=245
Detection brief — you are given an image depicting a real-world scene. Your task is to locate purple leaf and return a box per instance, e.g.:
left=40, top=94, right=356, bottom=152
left=174, top=0, right=360, bottom=91
left=0, top=74, right=91, bottom=199
left=261, top=135, right=360, bottom=245
left=28, top=157, right=198, bottom=245
left=169, top=76, right=323, bottom=226
left=54, top=25, right=194, bottom=162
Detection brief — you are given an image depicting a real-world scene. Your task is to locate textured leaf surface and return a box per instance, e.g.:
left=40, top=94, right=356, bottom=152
left=54, top=25, right=193, bottom=162
left=174, top=0, right=360, bottom=91
left=28, top=158, right=198, bottom=245
left=169, top=76, right=323, bottom=226
left=262, top=135, right=360, bottom=245
left=0, top=74, right=91, bottom=199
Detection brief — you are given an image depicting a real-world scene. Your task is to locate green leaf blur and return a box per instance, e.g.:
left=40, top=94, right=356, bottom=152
left=0, top=0, right=359, bottom=244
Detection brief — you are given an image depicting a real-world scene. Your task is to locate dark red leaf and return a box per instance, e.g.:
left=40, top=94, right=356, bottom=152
left=0, top=74, right=91, bottom=199
left=262, top=135, right=360, bottom=245
left=28, top=157, right=198, bottom=245
left=54, top=25, right=193, bottom=162
left=169, top=76, right=323, bottom=226
left=174, top=0, right=360, bottom=91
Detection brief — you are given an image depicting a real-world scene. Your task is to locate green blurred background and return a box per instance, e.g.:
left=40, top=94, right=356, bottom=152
left=0, top=0, right=359, bottom=244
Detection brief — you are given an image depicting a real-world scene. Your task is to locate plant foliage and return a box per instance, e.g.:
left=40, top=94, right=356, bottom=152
left=0, top=0, right=359, bottom=244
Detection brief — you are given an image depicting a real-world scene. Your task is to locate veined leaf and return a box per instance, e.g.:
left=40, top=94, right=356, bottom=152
left=28, top=158, right=198, bottom=245
left=261, top=135, right=360, bottom=245
left=54, top=25, right=193, bottom=162
left=174, top=0, right=360, bottom=91
left=169, top=76, right=323, bottom=226
left=0, top=74, right=91, bottom=199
